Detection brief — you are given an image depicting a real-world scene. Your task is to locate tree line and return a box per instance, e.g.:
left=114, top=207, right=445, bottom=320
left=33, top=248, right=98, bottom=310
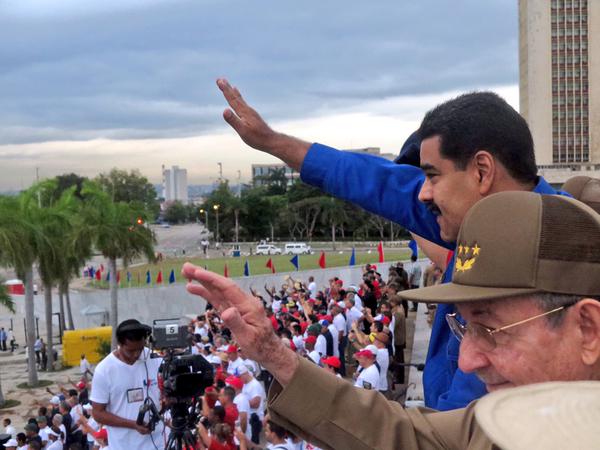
left=164, top=168, right=410, bottom=244
left=0, top=169, right=156, bottom=393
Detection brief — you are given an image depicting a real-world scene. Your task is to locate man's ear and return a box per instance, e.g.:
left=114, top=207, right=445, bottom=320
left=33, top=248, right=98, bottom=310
left=471, top=151, right=495, bottom=195
left=576, top=299, right=600, bottom=366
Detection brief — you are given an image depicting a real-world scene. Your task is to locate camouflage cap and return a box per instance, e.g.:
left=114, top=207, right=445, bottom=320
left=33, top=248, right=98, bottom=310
left=400, top=191, right=600, bottom=303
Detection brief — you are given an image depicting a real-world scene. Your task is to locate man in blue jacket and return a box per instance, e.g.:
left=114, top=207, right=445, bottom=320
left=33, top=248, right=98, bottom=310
left=215, top=78, right=566, bottom=410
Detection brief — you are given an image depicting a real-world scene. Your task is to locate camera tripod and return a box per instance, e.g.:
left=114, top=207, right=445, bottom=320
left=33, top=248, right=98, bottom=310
left=164, top=401, right=198, bottom=450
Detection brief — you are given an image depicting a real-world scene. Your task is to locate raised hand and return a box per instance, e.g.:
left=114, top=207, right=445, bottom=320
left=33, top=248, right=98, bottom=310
left=216, top=78, right=311, bottom=170
left=182, top=262, right=298, bottom=385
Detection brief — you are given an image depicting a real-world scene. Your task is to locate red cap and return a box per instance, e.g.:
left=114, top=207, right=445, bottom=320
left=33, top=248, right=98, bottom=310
left=335, top=279, right=343, bottom=286
left=76, top=381, right=86, bottom=390
left=304, top=335, right=317, bottom=345
left=381, top=316, right=391, bottom=326
left=321, top=356, right=341, bottom=369
left=292, top=312, right=301, bottom=319
left=325, top=315, right=333, bottom=323
left=307, top=298, right=316, bottom=303
left=355, top=349, right=375, bottom=358
left=93, top=429, right=108, bottom=440
left=225, top=375, right=244, bottom=390
left=226, top=345, right=238, bottom=353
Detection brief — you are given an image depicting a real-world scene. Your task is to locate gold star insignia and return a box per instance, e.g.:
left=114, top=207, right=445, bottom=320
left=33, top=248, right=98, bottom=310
left=458, top=245, right=464, bottom=255
left=472, top=244, right=480, bottom=256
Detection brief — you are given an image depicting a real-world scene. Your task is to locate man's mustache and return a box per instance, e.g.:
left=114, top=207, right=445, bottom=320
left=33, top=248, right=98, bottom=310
left=425, top=202, right=442, bottom=216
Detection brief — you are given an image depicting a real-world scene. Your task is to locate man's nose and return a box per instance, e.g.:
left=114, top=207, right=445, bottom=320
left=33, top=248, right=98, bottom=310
left=418, top=178, right=432, bottom=203
left=458, top=335, right=490, bottom=374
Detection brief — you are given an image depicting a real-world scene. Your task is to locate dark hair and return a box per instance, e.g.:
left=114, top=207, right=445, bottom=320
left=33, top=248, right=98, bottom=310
left=3, top=418, right=10, bottom=424
left=116, top=319, right=150, bottom=344
left=418, top=91, right=537, bottom=184
left=222, top=386, right=236, bottom=401
left=212, top=405, right=226, bottom=422
left=28, top=441, right=41, bottom=450
left=267, top=420, right=288, bottom=439
left=16, top=432, right=26, bottom=443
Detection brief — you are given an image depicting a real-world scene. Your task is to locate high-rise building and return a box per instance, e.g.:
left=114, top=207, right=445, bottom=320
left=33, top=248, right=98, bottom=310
left=162, top=165, right=188, bottom=203
left=519, top=0, right=599, bottom=183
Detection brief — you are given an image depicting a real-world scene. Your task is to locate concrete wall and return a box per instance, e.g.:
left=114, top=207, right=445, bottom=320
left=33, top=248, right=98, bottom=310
left=1, top=262, right=416, bottom=343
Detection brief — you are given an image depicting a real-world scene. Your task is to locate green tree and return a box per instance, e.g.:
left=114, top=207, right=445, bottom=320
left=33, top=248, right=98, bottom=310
left=0, top=280, right=15, bottom=406
left=79, top=182, right=156, bottom=348
left=0, top=195, right=41, bottom=386
left=320, top=197, right=349, bottom=249
left=164, top=201, right=188, bottom=224
left=96, top=168, right=160, bottom=219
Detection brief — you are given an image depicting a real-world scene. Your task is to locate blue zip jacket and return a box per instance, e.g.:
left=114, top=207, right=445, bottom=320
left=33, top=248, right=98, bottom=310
left=300, top=142, right=565, bottom=410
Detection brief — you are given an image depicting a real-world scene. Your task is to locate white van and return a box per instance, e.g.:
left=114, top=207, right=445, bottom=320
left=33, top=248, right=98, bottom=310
left=256, top=244, right=282, bottom=255
left=284, top=242, right=312, bottom=255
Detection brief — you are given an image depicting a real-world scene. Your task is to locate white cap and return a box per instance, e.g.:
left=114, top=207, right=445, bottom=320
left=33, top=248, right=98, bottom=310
left=365, top=344, right=378, bottom=355
left=5, top=439, right=18, bottom=447
left=475, top=381, right=600, bottom=450
left=50, top=396, right=60, bottom=405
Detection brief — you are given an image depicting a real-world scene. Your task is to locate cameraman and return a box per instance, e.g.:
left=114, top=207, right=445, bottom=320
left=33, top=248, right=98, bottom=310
left=90, top=319, right=165, bottom=450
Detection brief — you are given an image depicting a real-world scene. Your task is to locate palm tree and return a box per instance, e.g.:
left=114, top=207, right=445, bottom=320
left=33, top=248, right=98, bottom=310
left=79, top=182, right=156, bottom=348
left=26, top=181, right=76, bottom=370
left=0, top=279, right=15, bottom=406
left=0, top=196, right=40, bottom=386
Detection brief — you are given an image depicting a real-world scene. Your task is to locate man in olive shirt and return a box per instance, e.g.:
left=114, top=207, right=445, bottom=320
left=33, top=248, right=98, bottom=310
left=183, top=191, right=600, bottom=450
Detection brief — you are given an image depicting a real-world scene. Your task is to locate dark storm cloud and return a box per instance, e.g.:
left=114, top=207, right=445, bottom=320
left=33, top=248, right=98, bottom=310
left=0, top=0, right=517, bottom=144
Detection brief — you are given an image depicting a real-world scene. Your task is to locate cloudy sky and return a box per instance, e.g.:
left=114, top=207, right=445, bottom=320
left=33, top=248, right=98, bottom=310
left=0, top=0, right=519, bottom=191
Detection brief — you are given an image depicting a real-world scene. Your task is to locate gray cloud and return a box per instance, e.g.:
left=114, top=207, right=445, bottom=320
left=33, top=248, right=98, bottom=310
left=0, top=0, right=517, bottom=145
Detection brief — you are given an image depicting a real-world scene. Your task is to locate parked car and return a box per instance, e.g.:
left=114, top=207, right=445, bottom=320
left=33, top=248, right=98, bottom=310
left=284, top=242, right=312, bottom=255
left=256, top=244, right=282, bottom=255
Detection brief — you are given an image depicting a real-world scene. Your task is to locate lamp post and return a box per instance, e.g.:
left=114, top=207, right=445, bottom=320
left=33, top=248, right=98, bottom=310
left=199, top=208, right=209, bottom=232
left=213, top=204, right=220, bottom=242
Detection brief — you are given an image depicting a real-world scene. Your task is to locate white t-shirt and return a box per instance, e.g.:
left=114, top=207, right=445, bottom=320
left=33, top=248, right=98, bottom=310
left=271, top=298, right=282, bottom=313
left=227, top=356, right=246, bottom=375
left=333, top=313, right=346, bottom=338
left=267, top=442, right=295, bottom=450
left=292, top=335, right=305, bottom=353
left=90, top=348, right=165, bottom=450
left=4, top=424, right=16, bottom=437
left=86, top=416, right=100, bottom=444
left=233, top=392, right=252, bottom=439
left=354, top=364, right=380, bottom=390
left=376, top=348, right=390, bottom=391
left=346, top=306, right=363, bottom=333
left=308, top=350, right=321, bottom=366
left=243, top=358, right=261, bottom=378
left=242, top=377, right=266, bottom=419
left=315, top=334, right=327, bottom=357
left=80, top=358, right=92, bottom=375
left=39, top=425, right=52, bottom=448
left=194, top=323, right=209, bottom=338
left=307, top=281, right=317, bottom=298
left=47, top=440, right=63, bottom=450
left=327, top=324, right=339, bottom=357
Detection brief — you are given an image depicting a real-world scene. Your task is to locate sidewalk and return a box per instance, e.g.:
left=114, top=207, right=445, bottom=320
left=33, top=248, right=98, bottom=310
left=405, top=306, right=430, bottom=406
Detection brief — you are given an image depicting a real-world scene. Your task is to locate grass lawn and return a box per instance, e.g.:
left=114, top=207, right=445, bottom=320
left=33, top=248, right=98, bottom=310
left=88, top=248, right=412, bottom=288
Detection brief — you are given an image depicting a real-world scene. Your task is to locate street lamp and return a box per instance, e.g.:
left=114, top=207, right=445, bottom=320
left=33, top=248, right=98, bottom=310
left=199, top=208, right=209, bottom=231
left=213, top=204, right=220, bottom=242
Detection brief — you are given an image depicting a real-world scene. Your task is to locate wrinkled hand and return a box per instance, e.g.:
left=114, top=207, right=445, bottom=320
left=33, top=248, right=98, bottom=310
left=217, top=78, right=277, bottom=152
left=182, top=263, right=298, bottom=385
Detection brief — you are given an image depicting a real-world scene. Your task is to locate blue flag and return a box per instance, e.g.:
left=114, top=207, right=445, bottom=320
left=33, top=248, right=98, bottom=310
left=89, top=267, right=95, bottom=278
left=243, top=260, right=250, bottom=277
left=106, top=271, right=110, bottom=281
left=290, top=254, right=299, bottom=271
left=127, top=271, right=131, bottom=282
left=146, top=270, right=151, bottom=284
left=408, top=239, right=419, bottom=259
left=349, top=247, right=356, bottom=266
left=169, top=269, right=175, bottom=284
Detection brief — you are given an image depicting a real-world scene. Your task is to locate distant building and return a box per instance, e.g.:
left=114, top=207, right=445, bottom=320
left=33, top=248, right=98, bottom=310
left=251, top=147, right=396, bottom=186
left=519, top=0, right=600, bottom=184
left=162, top=165, right=188, bottom=203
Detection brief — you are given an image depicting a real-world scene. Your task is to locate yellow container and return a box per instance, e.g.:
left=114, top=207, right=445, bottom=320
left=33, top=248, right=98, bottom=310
left=62, top=326, right=113, bottom=367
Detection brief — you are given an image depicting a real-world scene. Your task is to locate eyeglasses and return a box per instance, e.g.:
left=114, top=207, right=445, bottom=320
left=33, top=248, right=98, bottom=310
left=446, top=305, right=569, bottom=352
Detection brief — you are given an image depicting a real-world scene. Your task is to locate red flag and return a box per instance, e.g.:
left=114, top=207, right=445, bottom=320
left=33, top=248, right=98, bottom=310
left=224, top=264, right=229, bottom=278
left=266, top=258, right=276, bottom=274
left=156, top=270, right=163, bottom=284
left=100, top=264, right=105, bottom=272
left=377, top=241, right=385, bottom=263
left=95, top=270, right=101, bottom=281
left=117, top=271, right=121, bottom=284
left=318, top=251, right=326, bottom=269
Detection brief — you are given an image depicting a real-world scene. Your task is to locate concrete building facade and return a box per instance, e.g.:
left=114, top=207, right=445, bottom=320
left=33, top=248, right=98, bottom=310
left=519, top=0, right=600, bottom=184
left=162, top=165, right=188, bottom=203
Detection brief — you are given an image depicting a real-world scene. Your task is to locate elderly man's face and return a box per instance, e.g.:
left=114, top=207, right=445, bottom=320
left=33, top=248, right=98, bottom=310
left=456, top=296, right=586, bottom=392
left=418, top=136, right=482, bottom=242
